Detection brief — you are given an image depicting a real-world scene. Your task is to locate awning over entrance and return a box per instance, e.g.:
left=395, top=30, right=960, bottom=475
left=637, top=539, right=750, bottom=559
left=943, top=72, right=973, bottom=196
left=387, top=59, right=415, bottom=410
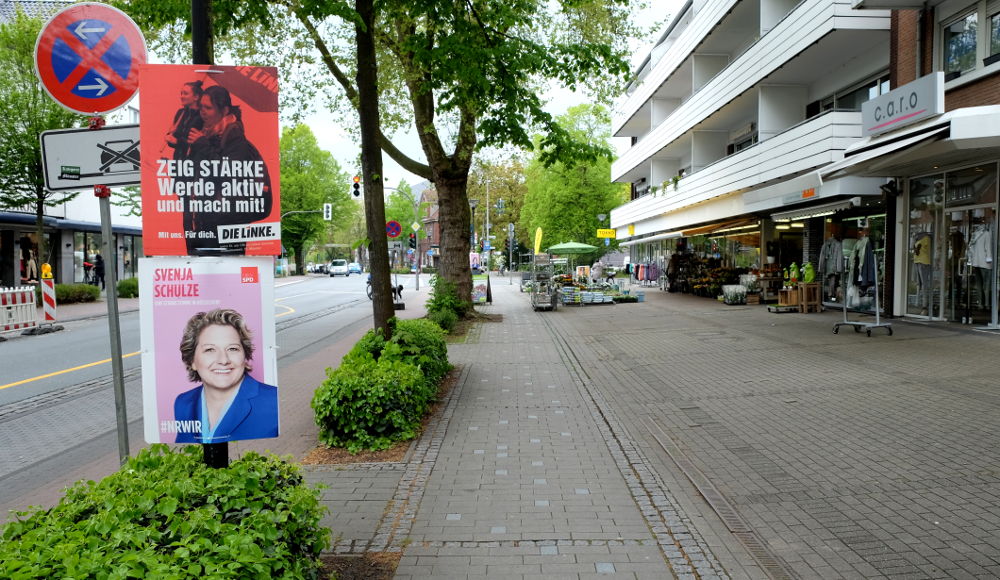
left=682, top=218, right=756, bottom=237
left=771, top=197, right=862, bottom=221
left=821, top=106, right=1000, bottom=180
left=821, top=126, right=949, bottom=180
left=618, top=230, right=682, bottom=247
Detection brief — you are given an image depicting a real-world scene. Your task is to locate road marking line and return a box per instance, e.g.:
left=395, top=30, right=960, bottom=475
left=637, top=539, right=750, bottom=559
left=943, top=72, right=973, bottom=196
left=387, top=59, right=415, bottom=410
left=0, top=351, right=141, bottom=391
left=2, top=303, right=293, bottom=390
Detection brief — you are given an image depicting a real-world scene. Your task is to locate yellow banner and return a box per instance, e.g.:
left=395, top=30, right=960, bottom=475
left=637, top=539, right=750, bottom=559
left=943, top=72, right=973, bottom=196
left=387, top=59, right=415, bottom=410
left=533, top=227, right=543, bottom=254
left=596, top=228, right=616, bottom=239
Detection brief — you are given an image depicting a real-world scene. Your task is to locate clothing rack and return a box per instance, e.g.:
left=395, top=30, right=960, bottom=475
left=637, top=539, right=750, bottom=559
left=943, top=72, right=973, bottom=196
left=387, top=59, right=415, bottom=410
left=833, top=252, right=892, bottom=337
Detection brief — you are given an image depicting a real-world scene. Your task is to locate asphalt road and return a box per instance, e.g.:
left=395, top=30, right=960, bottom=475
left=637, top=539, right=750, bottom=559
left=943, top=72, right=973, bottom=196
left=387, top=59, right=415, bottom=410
left=0, top=272, right=404, bottom=522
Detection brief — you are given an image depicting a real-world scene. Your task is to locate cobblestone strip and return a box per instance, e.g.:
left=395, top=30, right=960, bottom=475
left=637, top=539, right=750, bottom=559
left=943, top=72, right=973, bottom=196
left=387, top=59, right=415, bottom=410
left=541, top=314, right=731, bottom=579
left=351, top=363, right=470, bottom=554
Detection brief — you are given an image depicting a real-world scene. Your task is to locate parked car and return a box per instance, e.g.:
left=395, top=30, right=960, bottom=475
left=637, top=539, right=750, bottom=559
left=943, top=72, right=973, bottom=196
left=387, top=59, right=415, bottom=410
left=329, top=259, right=350, bottom=276
left=348, top=262, right=362, bottom=274
left=314, top=262, right=328, bottom=274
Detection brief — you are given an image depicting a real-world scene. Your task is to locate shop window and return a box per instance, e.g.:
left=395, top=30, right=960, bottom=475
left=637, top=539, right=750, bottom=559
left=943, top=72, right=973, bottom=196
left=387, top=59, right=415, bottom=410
left=945, top=164, right=998, bottom=207
left=944, top=10, right=979, bottom=75
left=990, top=11, right=1000, bottom=61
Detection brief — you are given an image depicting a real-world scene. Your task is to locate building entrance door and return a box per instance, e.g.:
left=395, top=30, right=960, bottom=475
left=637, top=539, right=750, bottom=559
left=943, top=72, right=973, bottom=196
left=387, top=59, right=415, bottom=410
left=944, top=207, right=997, bottom=325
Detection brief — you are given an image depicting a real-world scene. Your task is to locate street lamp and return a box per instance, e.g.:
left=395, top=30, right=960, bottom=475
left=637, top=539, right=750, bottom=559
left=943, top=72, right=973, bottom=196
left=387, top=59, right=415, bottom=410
left=469, top=198, right=479, bottom=248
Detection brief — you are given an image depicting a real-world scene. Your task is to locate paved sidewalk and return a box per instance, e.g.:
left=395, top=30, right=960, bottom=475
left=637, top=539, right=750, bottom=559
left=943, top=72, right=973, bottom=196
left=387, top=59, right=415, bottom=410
left=309, top=278, right=1000, bottom=579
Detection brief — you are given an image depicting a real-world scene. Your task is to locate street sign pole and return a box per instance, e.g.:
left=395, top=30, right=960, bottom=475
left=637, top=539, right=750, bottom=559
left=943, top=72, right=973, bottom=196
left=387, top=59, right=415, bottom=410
left=95, top=183, right=129, bottom=465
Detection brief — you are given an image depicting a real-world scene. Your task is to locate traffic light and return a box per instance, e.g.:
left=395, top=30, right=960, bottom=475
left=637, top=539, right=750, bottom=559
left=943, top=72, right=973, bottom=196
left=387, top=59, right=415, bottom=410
left=352, top=175, right=361, bottom=198
left=408, top=232, right=417, bottom=249
left=323, top=203, right=332, bottom=220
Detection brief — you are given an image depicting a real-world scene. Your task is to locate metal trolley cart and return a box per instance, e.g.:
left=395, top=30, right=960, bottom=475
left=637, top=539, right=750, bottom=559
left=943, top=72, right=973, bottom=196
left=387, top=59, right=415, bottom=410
left=833, top=254, right=892, bottom=337
left=529, top=253, right=558, bottom=311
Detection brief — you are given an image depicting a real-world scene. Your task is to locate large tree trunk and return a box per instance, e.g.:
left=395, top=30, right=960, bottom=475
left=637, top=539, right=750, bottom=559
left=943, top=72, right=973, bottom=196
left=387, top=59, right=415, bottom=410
left=356, top=0, right=392, bottom=335
left=434, top=172, right=473, bottom=310
left=293, top=243, right=305, bottom=276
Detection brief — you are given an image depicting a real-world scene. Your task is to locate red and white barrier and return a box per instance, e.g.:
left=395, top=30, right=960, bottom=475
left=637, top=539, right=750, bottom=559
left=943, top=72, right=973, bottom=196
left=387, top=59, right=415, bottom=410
left=1, top=286, right=38, bottom=333
left=41, top=278, right=57, bottom=322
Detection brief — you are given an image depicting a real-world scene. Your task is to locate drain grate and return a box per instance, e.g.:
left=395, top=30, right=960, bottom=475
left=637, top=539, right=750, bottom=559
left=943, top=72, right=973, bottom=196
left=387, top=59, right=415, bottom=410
left=733, top=532, right=796, bottom=580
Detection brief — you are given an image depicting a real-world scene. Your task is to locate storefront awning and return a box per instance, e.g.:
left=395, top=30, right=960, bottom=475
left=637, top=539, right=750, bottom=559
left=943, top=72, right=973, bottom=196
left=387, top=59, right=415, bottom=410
left=682, top=218, right=756, bottom=237
left=821, top=126, right=949, bottom=180
left=771, top=197, right=862, bottom=221
left=618, top=230, right=682, bottom=247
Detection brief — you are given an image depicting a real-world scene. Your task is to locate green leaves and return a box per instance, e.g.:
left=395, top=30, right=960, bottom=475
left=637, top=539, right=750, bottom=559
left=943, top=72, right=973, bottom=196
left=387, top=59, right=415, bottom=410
left=0, top=446, right=329, bottom=579
left=312, top=318, right=451, bottom=452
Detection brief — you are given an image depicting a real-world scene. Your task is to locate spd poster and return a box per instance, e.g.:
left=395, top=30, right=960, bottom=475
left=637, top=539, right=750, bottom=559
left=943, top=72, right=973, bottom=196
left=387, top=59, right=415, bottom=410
left=140, top=65, right=281, bottom=256
left=139, top=256, right=279, bottom=444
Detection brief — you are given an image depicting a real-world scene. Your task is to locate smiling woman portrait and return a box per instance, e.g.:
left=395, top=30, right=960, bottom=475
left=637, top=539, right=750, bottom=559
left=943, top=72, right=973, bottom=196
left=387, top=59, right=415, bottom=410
left=173, top=308, right=278, bottom=444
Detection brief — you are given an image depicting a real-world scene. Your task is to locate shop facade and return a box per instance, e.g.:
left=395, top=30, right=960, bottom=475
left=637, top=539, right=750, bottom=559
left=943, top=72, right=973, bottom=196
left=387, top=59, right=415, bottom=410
left=609, top=0, right=894, bottom=309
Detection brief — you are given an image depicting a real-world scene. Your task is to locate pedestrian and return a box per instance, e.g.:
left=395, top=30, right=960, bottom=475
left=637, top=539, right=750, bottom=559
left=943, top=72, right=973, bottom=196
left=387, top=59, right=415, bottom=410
left=93, top=254, right=105, bottom=290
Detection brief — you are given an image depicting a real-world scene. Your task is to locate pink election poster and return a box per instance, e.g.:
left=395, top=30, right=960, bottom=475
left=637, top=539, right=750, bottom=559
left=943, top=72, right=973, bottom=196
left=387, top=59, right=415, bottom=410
left=139, top=256, right=278, bottom=444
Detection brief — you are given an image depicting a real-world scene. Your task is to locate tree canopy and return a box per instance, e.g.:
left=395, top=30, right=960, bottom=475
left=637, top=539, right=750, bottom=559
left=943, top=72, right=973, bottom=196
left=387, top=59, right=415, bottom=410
left=114, top=0, right=652, bottom=306
left=279, top=124, right=351, bottom=273
left=520, top=104, right=627, bottom=258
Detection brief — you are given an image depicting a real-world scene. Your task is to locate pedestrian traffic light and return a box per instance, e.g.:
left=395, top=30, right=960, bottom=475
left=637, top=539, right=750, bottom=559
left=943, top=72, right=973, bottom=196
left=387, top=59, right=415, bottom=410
left=323, top=203, right=332, bottom=220
left=408, top=232, right=417, bottom=249
left=352, top=175, right=361, bottom=198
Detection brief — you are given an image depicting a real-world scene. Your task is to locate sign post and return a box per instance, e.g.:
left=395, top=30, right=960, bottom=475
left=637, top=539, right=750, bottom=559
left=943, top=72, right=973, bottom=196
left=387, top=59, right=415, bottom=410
left=34, top=2, right=147, bottom=466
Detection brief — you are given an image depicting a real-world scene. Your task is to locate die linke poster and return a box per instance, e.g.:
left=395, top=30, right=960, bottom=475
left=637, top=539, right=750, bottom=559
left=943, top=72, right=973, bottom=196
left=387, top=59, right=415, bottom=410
left=140, top=65, right=281, bottom=256
left=139, top=256, right=279, bottom=444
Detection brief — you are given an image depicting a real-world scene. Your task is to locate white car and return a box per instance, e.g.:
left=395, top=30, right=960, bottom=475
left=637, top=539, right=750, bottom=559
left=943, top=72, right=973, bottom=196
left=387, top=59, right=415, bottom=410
left=329, top=259, right=350, bottom=276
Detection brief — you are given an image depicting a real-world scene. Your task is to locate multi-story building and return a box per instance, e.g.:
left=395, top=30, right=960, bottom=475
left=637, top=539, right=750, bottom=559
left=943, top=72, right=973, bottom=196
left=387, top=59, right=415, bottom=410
left=822, top=0, right=1000, bottom=327
left=611, top=0, right=894, bottom=309
left=0, top=0, right=143, bottom=287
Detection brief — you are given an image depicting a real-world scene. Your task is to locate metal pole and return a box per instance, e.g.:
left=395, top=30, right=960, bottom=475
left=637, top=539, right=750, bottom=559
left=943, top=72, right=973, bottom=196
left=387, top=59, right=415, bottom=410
left=99, top=194, right=129, bottom=465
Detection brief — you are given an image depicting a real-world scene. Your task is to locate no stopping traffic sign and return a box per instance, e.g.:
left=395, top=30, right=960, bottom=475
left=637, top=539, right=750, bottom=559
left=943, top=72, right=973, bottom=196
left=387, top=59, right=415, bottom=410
left=34, top=3, right=147, bottom=114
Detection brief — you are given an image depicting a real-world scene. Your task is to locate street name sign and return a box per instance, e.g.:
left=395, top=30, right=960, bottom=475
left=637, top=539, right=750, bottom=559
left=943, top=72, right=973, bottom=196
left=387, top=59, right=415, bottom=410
left=34, top=3, right=146, bottom=114
left=40, top=124, right=140, bottom=190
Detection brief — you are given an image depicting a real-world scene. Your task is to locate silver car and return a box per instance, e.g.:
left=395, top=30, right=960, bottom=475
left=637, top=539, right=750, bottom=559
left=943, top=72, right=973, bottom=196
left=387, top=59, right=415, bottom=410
left=329, top=259, right=350, bottom=276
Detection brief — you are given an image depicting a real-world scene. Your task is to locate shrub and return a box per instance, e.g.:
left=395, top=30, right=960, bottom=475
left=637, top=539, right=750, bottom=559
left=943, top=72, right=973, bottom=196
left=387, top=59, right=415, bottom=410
left=313, top=357, right=434, bottom=452
left=38, top=283, right=101, bottom=305
left=426, top=274, right=468, bottom=321
left=117, top=277, right=139, bottom=298
left=343, top=318, right=451, bottom=383
left=0, top=445, right=329, bottom=579
left=428, top=307, right=458, bottom=332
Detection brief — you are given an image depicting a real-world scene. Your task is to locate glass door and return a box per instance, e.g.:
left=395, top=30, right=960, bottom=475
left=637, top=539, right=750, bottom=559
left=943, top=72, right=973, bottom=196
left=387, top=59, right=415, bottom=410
left=906, top=175, right=944, bottom=318
left=944, top=207, right=996, bottom=324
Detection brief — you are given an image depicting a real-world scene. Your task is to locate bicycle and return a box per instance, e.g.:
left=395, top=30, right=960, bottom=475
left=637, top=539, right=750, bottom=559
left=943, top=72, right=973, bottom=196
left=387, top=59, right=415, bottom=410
left=366, top=274, right=373, bottom=299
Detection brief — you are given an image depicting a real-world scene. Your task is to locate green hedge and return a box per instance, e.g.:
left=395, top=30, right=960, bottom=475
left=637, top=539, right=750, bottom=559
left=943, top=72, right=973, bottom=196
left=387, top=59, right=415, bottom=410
left=117, top=277, right=139, bottom=298
left=0, top=445, right=329, bottom=579
left=313, top=318, right=452, bottom=453
left=34, top=283, right=101, bottom=305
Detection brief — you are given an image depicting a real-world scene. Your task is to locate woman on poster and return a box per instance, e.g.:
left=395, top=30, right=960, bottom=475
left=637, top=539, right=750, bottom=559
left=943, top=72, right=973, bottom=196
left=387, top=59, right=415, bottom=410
left=184, top=84, right=273, bottom=255
left=163, top=80, right=203, bottom=160
left=174, top=308, right=278, bottom=443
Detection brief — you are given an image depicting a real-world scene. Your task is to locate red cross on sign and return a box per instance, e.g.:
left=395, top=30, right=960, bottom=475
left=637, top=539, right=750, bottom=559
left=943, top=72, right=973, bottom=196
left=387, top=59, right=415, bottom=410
left=34, top=3, right=147, bottom=115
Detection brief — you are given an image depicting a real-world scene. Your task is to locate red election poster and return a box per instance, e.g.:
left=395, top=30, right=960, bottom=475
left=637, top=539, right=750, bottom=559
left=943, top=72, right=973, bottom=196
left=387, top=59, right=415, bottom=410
left=140, top=65, right=281, bottom=256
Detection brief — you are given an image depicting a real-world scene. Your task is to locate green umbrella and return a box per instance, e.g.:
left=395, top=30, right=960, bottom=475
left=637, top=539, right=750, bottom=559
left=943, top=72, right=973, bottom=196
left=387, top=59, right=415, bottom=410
left=546, top=241, right=598, bottom=254
left=546, top=241, right=598, bottom=275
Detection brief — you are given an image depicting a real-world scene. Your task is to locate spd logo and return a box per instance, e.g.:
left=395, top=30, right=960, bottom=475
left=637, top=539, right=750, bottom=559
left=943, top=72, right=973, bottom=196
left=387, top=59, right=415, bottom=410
left=241, top=267, right=259, bottom=284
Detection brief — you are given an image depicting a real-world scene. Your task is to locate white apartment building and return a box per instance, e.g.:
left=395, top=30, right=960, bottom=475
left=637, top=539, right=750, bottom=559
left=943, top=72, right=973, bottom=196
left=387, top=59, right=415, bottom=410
left=611, top=0, right=894, bottom=308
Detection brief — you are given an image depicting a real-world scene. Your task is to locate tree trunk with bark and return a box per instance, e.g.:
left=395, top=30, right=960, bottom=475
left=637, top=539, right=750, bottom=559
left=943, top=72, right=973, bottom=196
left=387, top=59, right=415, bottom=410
left=356, top=0, right=392, bottom=335
left=433, top=172, right=473, bottom=308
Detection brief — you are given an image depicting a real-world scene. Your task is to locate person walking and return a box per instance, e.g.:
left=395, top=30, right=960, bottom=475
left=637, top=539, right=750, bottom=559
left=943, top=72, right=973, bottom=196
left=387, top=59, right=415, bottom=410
left=93, top=254, right=105, bottom=290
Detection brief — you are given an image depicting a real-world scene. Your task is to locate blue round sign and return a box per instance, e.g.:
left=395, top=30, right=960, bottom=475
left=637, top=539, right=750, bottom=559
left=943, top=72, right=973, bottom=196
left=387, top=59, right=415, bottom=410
left=386, top=220, right=402, bottom=238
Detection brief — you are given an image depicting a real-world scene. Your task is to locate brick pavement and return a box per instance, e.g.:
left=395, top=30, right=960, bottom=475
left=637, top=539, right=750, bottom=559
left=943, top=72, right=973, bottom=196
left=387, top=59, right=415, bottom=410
left=309, top=279, right=1000, bottom=579
left=32, top=276, right=1000, bottom=578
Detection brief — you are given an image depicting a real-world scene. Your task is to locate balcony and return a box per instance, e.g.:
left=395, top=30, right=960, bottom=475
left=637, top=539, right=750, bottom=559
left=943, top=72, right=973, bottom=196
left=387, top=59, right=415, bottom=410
left=611, top=111, right=865, bottom=230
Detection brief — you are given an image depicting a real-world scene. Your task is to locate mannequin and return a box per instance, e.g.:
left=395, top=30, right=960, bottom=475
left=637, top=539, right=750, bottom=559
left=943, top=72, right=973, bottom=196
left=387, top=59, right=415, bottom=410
left=913, top=231, right=932, bottom=315
left=967, top=222, right=992, bottom=307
